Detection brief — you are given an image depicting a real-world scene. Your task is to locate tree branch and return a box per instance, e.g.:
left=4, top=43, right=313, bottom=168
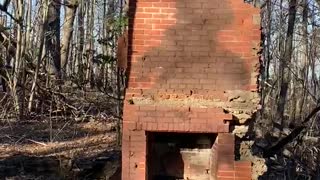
left=0, top=0, right=10, bottom=12
left=0, top=0, right=23, bottom=26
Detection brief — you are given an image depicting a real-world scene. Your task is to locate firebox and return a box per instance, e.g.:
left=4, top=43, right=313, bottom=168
left=147, top=132, right=217, bottom=180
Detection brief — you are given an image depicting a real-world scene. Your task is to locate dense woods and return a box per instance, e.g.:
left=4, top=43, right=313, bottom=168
left=255, top=0, right=320, bottom=178
left=0, top=0, right=126, bottom=178
left=1, top=0, right=320, bottom=179
left=0, top=0, right=127, bottom=117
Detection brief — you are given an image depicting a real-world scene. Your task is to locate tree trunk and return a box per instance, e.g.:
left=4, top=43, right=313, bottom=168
left=12, top=0, right=24, bottom=119
left=61, top=0, right=78, bottom=79
left=85, top=0, right=95, bottom=87
left=275, top=0, right=297, bottom=128
left=46, top=0, right=61, bottom=80
left=77, top=0, right=85, bottom=85
left=28, top=0, right=48, bottom=112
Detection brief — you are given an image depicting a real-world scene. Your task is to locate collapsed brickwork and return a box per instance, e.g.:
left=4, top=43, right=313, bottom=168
left=122, top=0, right=261, bottom=179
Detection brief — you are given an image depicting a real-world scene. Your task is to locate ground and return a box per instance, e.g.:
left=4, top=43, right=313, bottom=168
left=0, top=90, right=122, bottom=180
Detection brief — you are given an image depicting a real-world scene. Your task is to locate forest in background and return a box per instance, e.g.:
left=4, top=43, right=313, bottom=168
left=0, top=0, right=126, bottom=179
left=0, top=0, right=320, bottom=179
left=0, top=0, right=127, bottom=142
left=255, top=0, right=320, bottom=178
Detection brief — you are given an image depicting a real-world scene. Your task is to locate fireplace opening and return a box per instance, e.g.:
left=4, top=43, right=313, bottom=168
left=146, top=132, right=218, bottom=180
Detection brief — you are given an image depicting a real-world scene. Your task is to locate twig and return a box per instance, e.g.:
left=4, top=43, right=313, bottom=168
left=26, top=138, right=48, bottom=146
left=14, top=135, right=26, bottom=144
left=52, top=121, right=70, bottom=142
left=2, top=11, right=22, bottom=26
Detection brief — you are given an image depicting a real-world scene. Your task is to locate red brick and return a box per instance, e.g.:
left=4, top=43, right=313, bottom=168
left=158, top=122, right=169, bottom=130
left=149, top=111, right=165, bottom=117
left=152, top=2, right=169, bottom=7
left=168, top=123, right=174, bottom=131
left=139, top=105, right=156, bottom=111
left=135, top=13, right=152, bottom=19
left=136, top=2, right=152, bottom=8
left=123, top=121, right=137, bottom=130
left=218, top=145, right=235, bottom=155
left=218, top=163, right=235, bottom=171
left=235, top=170, right=251, bottom=178
left=130, top=135, right=146, bottom=142
left=144, top=8, right=160, bottom=13
left=235, top=178, right=251, bottom=180
left=140, top=117, right=156, bottom=123
left=161, top=19, right=176, bottom=24
left=218, top=178, right=235, bottom=180
left=218, top=171, right=235, bottom=177
left=218, top=134, right=235, bottom=144
left=184, top=123, right=190, bottom=131
left=235, top=161, right=252, bottom=168
left=161, top=8, right=177, bottom=13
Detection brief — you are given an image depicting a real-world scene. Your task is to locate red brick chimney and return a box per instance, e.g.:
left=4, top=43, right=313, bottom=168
left=122, top=0, right=261, bottom=179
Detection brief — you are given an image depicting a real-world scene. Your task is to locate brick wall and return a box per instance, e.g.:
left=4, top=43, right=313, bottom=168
left=123, top=0, right=260, bottom=179
left=127, top=0, right=260, bottom=91
left=123, top=105, right=231, bottom=133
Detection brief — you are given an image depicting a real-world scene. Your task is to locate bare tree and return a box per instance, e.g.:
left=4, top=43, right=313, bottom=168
left=46, top=0, right=61, bottom=80
left=61, top=0, right=78, bottom=78
left=274, top=0, right=297, bottom=128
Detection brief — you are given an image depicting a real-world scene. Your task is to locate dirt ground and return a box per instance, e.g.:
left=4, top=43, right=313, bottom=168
left=0, top=117, right=121, bottom=180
